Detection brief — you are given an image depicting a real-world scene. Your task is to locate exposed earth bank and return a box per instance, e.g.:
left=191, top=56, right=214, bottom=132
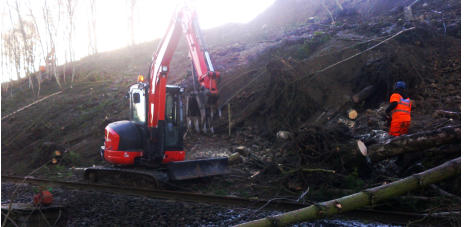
left=1, top=0, right=460, bottom=226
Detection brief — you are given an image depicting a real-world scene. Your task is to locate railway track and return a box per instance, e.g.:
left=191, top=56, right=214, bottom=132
left=1, top=175, right=306, bottom=211
left=2, top=176, right=456, bottom=225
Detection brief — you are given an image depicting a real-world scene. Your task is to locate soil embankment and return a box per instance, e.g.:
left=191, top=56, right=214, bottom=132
left=1, top=0, right=460, bottom=225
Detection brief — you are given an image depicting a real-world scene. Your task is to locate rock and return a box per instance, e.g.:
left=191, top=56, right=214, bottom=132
left=276, top=131, right=292, bottom=140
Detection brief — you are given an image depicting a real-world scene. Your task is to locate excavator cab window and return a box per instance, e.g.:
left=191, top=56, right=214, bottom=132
left=133, top=93, right=140, bottom=103
left=164, top=86, right=184, bottom=150
left=129, top=85, right=146, bottom=124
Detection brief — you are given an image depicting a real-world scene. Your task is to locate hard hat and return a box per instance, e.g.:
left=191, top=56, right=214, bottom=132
left=395, top=81, right=406, bottom=89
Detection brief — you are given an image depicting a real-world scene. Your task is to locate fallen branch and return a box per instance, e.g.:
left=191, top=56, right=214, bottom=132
left=432, top=110, right=460, bottom=119
left=424, top=211, right=460, bottom=217
left=404, top=0, right=420, bottom=21
left=321, top=1, right=335, bottom=25
left=277, top=165, right=335, bottom=175
left=0, top=211, right=19, bottom=227
left=296, top=27, right=416, bottom=84
left=2, top=91, right=62, bottom=121
left=429, top=184, right=460, bottom=200
left=399, top=195, right=437, bottom=201
left=236, top=157, right=460, bottom=227
left=1, top=160, right=52, bottom=227
left=301, top=168, right=335, bottom=174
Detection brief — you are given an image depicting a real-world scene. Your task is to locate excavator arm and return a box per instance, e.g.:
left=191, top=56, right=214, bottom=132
left=147, top=6, right=219, bottom=129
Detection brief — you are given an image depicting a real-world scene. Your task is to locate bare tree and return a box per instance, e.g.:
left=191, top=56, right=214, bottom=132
left=335, top=0, right=344, bottom=11
left=128, top=0, right=136, bottom=46
left=321, top=0, right=335, bottom=25
left=88, top=0, right=98, bottom=55
left=28, top=4, right=46, bottom=96
left=42, top=0, right=62, bottom=89
left=65, top=0, right=76, bottom=87
left=1, top=1, right=42, bottom=97
left=0, top=29, right=13, bottom=96
left=14, top=0, right=36, bottom=96
left=2, top=23, right=21, bottom=82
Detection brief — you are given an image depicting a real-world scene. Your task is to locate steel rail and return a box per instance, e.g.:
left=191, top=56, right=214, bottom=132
left=2, top=176, right=451, bottom=225
left=1, top=176, right=306, bottom=211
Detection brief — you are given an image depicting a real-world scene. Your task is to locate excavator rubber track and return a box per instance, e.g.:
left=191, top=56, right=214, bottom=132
left=83, top=166, right=169, bottom=189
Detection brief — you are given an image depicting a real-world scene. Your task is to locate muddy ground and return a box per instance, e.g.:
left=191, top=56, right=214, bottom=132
left=1, top=0, right=461, bottom=226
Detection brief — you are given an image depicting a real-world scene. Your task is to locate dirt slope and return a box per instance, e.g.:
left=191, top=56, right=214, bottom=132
left=1, top=0, right=460, bottom=208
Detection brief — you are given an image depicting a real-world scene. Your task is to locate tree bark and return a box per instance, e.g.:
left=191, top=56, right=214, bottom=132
left=236, top=157, right=460, bottom=227
left=366, top=126, right=460, bottom=162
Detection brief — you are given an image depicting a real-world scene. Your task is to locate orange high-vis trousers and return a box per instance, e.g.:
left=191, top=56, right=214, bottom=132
left=389, top=120, right=410, bottom=136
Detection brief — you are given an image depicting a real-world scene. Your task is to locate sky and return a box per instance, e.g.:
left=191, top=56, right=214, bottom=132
left=1, top=0, right=275, bottom=82
left=93, top=0, right=275, bottom=53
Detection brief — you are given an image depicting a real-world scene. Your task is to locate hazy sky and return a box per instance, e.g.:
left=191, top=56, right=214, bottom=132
left=1, top=0, right=275, bottom=81
left=92, top=0, right=274, bottom=53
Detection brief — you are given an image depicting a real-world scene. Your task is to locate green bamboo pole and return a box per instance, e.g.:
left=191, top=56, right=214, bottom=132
left=236, top=157, right=460, bottom=227
left=228, top=103, right=231, bottom=137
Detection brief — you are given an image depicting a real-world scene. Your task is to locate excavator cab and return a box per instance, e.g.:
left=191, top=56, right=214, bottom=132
left=128, top=84, right=185, bottom=156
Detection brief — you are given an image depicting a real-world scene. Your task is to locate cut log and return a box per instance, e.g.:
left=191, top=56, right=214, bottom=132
left=365, top=126, right=460, bottom=162
left=347, top=109, right=358, bottom=120
left=352, top=85, right=375, bottom=103
left=236, top=157, right=460, bottom=227
left=356, top=140, right=367, bottom=156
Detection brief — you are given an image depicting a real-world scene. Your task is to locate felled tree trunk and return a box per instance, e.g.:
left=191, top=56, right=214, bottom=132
left=236, top=157, right=460, bottom=227
left=366, top=126, right=460, bottom=162
left=352, top=85, right=375, bottom=103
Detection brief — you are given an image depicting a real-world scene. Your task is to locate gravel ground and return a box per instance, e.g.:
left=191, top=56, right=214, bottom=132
left=1, top=183, right=402, bottom=226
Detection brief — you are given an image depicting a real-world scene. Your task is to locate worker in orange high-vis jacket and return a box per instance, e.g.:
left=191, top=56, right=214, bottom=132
left=385, top=81, right=411, bottom=136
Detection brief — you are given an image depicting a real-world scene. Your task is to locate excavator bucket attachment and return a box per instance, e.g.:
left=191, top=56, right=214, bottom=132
left=167, top=157, right=229, bottom=180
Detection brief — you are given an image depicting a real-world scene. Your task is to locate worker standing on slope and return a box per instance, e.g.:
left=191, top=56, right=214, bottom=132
left=385, top=81, right=411, bottom=136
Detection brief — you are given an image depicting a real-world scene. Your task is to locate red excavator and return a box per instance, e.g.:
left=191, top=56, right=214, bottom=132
left=84, top=5, right=228, bottom=183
